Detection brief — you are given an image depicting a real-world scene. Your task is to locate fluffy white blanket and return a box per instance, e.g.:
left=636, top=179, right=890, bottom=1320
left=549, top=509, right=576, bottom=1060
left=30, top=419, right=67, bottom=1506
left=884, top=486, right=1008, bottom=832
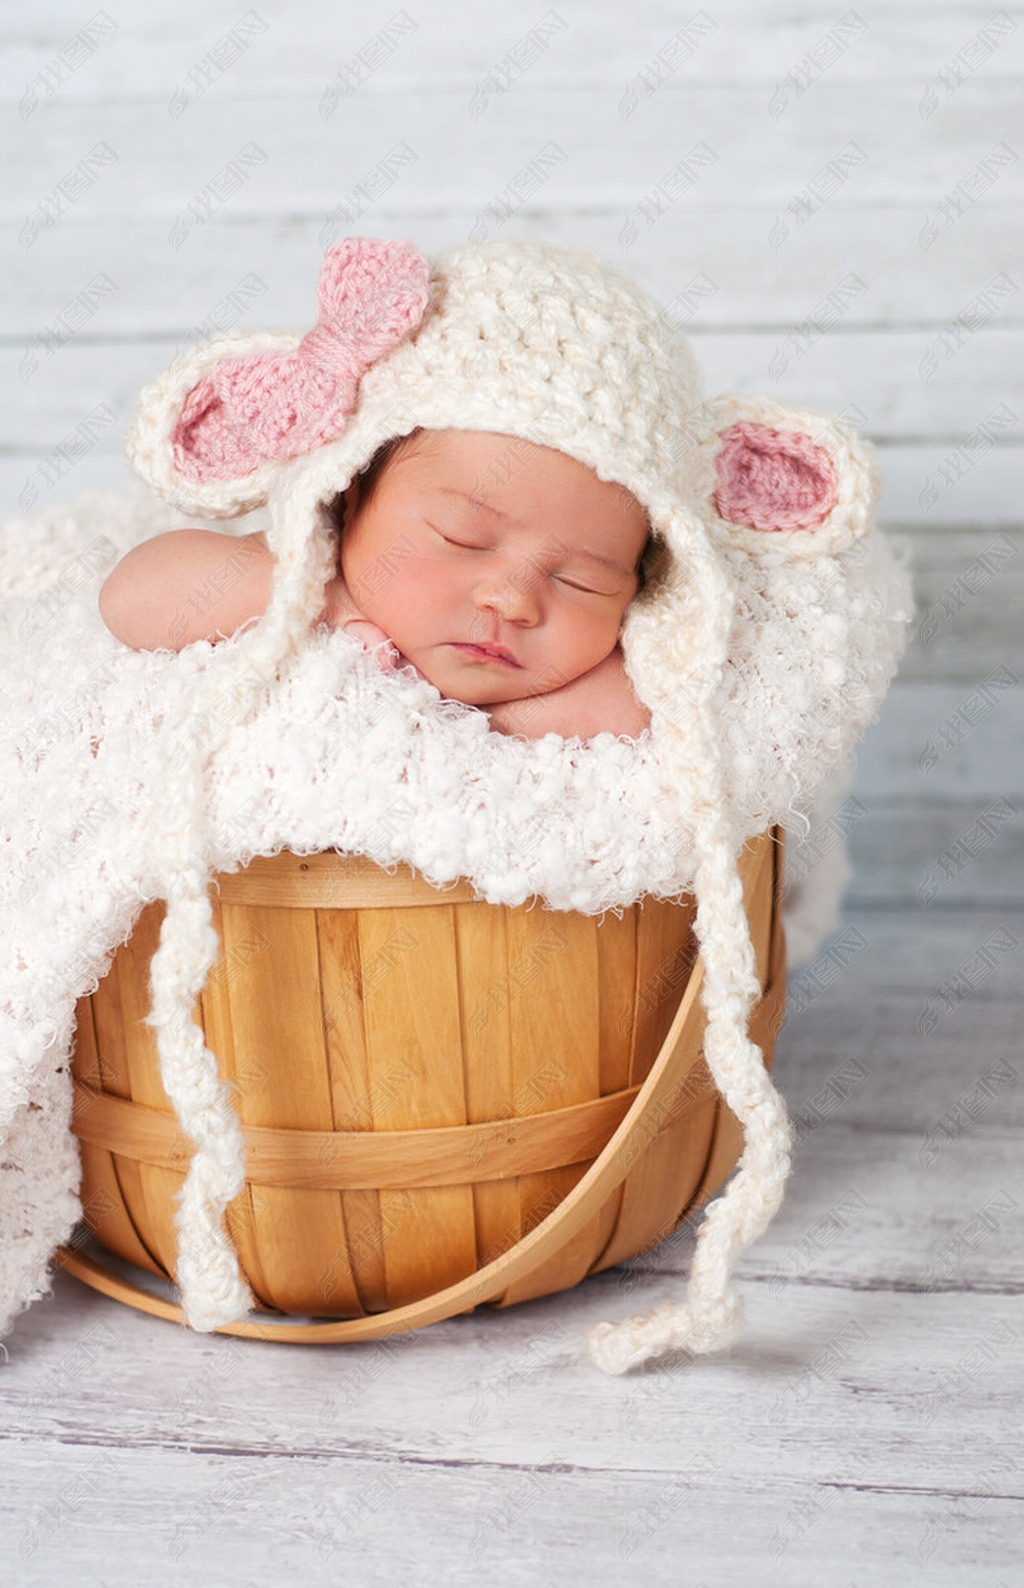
left=0, top=483, right=912, bottom=1338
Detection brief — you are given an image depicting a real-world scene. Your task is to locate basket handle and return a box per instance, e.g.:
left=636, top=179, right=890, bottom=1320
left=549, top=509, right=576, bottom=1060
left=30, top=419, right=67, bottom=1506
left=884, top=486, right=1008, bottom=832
left=57, top=829, right=782, bottom=1343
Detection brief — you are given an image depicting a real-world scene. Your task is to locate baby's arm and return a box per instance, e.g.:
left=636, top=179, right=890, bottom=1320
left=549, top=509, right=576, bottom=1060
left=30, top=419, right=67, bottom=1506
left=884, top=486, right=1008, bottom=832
left=99, top=529, right=394, bottom=657
left=99, top=530, right=276, bottom=650
left=485, top=647, right=651, bottom=741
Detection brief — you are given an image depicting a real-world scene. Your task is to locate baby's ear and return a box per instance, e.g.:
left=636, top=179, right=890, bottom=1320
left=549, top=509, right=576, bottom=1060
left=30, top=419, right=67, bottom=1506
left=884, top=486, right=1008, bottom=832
left=688, top=394, right=879, bottom=559
left=124, top=237, right=431, bottom=518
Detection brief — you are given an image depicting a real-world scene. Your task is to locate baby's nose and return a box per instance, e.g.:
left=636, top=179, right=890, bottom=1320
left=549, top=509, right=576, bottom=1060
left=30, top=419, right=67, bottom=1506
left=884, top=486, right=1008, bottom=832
left=472, top=565, right=540, bottom=623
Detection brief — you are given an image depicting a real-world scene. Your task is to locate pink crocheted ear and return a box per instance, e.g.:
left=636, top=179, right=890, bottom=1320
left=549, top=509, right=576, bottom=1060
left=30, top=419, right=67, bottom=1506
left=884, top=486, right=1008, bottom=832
left=713, top=421, right=838, bottom=532
left=172, top=238, right=430, bottom=483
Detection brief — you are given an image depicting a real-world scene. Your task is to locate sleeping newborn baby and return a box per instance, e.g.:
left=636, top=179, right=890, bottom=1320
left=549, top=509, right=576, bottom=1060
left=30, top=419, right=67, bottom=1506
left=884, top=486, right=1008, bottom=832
left=99, top=427, right=652, bottom=742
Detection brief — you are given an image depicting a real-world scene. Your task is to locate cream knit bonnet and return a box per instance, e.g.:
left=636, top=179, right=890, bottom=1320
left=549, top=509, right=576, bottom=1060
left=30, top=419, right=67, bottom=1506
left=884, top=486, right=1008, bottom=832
left=123, top=237, right=910, bottom=1374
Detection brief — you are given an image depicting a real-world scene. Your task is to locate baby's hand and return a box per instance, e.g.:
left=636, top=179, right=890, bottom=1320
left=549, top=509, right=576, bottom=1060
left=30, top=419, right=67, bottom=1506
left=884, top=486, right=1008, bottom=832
left=486, top=647, right=651, bottom=742
left=319, top=574, right=399, bottom=669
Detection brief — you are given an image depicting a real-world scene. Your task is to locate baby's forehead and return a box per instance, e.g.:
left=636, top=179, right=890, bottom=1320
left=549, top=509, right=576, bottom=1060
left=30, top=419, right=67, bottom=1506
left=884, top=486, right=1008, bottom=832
left=390, top=426, right=585, bottom=474
left=390, top=428, right=648, bottom=520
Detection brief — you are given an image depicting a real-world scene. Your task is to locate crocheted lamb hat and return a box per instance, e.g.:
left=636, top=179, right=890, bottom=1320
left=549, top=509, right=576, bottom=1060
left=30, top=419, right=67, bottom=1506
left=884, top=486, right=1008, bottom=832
left=124, top=237, right=909, bottom=1374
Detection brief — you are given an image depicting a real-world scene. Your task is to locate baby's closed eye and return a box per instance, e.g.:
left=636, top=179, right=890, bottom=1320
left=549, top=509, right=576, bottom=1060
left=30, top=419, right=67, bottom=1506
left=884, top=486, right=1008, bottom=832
left=430, top=526, right=624, bottom=597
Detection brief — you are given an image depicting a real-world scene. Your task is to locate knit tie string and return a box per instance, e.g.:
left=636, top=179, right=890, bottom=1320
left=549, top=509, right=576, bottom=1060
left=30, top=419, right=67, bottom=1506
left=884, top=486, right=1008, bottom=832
left=587, top=517, right=794, bottom=1375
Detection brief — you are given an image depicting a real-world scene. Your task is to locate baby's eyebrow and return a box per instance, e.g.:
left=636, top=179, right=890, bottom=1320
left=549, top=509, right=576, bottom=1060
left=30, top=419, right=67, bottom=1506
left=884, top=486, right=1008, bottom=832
left=436, top=485, right=513, bottom=521
left=435, top=486, right=634, bottom=580
left=568, top=546, right=635, bottom=580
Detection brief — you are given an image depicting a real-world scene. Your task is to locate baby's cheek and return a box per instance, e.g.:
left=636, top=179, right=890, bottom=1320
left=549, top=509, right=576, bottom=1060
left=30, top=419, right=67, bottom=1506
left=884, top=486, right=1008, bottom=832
left=550, top=603, right=622, bottom=679
left=354, top=561, right=424, bottom=642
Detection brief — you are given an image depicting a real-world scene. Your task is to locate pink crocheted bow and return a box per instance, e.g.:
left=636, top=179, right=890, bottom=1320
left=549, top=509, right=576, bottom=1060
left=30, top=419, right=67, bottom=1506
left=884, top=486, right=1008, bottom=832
left=713, top=421, right=838, bottom=532
left=172, top=238, right=431, bottom=482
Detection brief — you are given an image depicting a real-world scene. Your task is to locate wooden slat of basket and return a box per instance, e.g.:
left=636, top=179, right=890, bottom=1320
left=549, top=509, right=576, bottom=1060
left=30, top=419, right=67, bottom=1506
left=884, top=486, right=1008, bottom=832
left=72, top=993, right=159, bottom=1275
left=498, top=909, right=604, bottom=1308
left=358, top=901, right=477, bottom=1308
left=106, top=901, right=191, bottom=1280
left=215, top=853, right=480, bottom=909
left=71, top=1078, right=646, bottom=1186
left=631, top=895, right=700, bottom=1086
left=495, top=904, right=642, bottom=1311
left=453, top=901, right=522, bottom=1273
left=586, top=904, right=643, bottom=1277
left=317, top=906, right=384, bottom=1313
left=584, top=890, right=704, bottom=1274
left=214, top=898, right=355, bottom=1316
left=596, top=907, right=640, bottom=1097
left=589, top=907, right=644, bottom=1270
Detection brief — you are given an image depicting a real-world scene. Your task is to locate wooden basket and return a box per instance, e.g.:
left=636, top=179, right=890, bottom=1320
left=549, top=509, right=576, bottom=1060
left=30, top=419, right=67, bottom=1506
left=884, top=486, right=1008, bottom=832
left=58, top=827, right=786, bottom=1342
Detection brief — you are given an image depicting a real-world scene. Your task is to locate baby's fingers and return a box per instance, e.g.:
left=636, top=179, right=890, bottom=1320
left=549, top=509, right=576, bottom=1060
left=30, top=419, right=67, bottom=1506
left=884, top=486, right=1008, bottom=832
left=342, top=616, right=398, bottom=668
left=371, top=638, right=400, bottom=670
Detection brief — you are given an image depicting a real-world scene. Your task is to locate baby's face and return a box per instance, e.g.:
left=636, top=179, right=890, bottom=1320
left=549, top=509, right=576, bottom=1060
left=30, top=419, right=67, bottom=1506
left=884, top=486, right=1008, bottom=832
left=339, top=429, right=649, bottom=706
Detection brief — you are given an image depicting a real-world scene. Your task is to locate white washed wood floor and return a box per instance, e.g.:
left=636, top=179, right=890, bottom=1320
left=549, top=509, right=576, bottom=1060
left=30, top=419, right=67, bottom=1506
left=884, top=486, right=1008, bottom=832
left=2, top=2, right=1023, bottom=1584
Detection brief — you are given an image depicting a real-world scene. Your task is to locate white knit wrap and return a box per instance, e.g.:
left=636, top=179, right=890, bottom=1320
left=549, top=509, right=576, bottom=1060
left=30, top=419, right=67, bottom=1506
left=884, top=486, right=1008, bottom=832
left=0, top=238, right=913, bottom=1370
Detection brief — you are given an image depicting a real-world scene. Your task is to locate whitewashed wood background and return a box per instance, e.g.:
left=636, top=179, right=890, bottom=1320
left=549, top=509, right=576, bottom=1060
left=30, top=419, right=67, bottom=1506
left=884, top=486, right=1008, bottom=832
left=1, top=3, right=1022, bottom=1585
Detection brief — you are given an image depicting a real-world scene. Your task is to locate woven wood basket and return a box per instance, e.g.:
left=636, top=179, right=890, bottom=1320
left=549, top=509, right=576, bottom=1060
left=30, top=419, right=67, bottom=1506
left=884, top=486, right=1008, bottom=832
left=58, top=827, right=786, bottom=1342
